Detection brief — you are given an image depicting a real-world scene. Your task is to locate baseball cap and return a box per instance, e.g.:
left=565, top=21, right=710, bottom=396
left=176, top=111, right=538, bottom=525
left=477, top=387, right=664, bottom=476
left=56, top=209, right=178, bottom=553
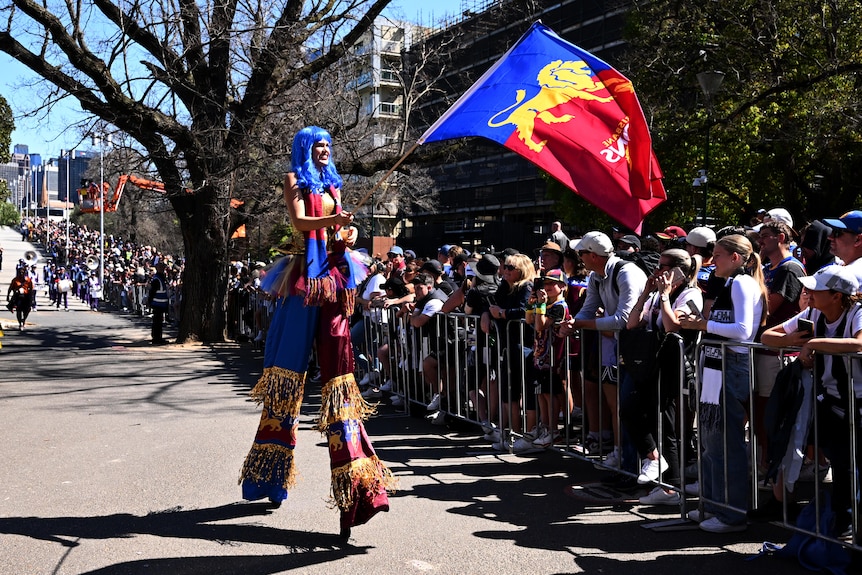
left=824, top=210, right=862, bottom=235
left=382, top=276, right=407, bottom=293
left=539, top=269, right=567, bottom=284
left=438, top=244, right=453, bottom=254
left=404, top=249, right=416, bottom=259
left=387, top=245, right=404, bottom=256
left=799, top=265, right=859, bottom=295
left=420, top=259, right=443, bottom=276
left=765, top=208, right=794, bottom=228
left=618, top=234, right=641, bottom=250
left=655, top=226, right=687, bottom=240
left=685, top=226, right=716, bottom=248
left=569, top=231, right=614, bottom=257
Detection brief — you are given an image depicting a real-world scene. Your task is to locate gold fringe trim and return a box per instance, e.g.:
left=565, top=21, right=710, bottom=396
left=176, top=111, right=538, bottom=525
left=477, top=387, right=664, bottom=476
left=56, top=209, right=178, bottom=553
left=328, top=455, right=397, bottom=511
left=304, top=276, right=338, bottom=306
left=238, top=443, right=298, bottom=490
left=315, top=373, right=377, bottom=431
left=340, top=288, right=356, bottom=316
left=249, top=366, right=306, bottom=417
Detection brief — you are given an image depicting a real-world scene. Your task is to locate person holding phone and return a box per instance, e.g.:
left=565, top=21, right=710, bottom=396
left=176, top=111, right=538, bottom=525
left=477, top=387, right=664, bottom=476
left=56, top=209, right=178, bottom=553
left=760, top=265, right=862, bottom=540
left=623, top=249, right=702, bottom=505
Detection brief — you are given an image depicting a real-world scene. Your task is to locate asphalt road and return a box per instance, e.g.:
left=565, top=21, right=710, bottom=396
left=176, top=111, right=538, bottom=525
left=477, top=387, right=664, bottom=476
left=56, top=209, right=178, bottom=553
left=0, top=224, right=821, bottom=574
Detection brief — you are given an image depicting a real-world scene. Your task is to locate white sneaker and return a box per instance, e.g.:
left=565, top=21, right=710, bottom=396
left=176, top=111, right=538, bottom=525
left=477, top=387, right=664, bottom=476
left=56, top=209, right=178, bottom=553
left=533, top=429, right=559, bottom=447
left=594, top=446, right=620, bottom=470
left=358, top=370, right=379, bottom=387
left=428, top=410, right=447, bottom=425
left=699, top=516, right=747, bottom=533
left=639, top=486, right=681, bottom=506
left=379, top=379, right=393, bottom=392
left=390, top=395, right=404, bottom=406
left=524, top=425, right=542, bottom=441
left=426, top=393, right=441, bottom=411
left=637, top=455, right=669, bottom=484
left=361, top=387, right=381, bottom=399
left=512, top=437, right=538, bottom=453
left=484, top=429, right=501, bottom=443
left=686, top=508, right=714, bottom=523
left=684, top=481, right=700, bottom=496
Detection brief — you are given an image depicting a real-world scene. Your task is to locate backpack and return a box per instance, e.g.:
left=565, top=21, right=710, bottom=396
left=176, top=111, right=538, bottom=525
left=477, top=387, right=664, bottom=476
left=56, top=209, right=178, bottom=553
left=756, top=491, right=850, bottom=574
left=763, top=359, right=806, bottom=482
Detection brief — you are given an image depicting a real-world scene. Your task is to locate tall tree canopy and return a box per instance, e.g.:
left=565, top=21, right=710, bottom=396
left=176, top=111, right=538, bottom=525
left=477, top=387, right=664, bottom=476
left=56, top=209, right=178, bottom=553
left=621, top=0, right=862, bottom=229
left=0, top=0, right=392, bottom=342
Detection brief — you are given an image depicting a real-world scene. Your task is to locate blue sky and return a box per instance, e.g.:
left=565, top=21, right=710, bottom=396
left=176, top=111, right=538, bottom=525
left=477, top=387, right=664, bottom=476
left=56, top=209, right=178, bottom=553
left=1, top=0, right=467, bottom=159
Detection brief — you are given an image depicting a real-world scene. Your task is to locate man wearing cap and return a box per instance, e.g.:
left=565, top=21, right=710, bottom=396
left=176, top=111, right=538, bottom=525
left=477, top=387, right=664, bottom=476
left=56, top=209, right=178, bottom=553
left=616, top=235, right=641, bottom=253
left=825, top=210, right=862, bottom=288
left=761, top=265, right=862, bottom=539
left=387, top=246, right=406, bottom=278
left=563, top=231, right=647, bottom=469
left=684, top=226, right=716, bottom=292
left=437, top=245, right=453, bottom=276
left=421, top=259, right=457, bottom=296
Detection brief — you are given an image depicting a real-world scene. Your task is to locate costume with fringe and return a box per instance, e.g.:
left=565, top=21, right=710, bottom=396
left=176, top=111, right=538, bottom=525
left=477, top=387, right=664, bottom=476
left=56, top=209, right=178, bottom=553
left=239, top=184, right=393, bottom=530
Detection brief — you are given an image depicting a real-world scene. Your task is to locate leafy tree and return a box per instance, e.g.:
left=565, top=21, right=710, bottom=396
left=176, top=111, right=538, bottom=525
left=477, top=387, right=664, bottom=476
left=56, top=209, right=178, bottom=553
left=623, top=0, right=862, bottom=229
left=0, top=0, right=392, bottom=342
left=0, top=94, right=12, bottom=164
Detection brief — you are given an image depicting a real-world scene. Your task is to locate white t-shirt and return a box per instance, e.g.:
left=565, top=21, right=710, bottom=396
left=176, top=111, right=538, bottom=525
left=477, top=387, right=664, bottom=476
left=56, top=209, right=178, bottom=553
left=781, top=305, right=862, bottom=399
left=362, top=273, right=386, bottom=322
left=643, top=286, right=704, bottom=330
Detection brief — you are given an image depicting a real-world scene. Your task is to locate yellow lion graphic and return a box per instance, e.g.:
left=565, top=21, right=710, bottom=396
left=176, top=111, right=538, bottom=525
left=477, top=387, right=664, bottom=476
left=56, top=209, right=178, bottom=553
left=488, top=59, right=631, bottom=153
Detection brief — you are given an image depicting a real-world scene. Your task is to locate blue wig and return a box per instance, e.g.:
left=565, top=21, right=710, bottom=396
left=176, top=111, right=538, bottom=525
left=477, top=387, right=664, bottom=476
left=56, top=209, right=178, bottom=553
left=291, top=126, right=343, bottom=193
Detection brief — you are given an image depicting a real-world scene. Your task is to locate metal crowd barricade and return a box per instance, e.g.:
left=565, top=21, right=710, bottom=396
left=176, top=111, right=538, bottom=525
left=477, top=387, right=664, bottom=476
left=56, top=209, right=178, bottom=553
left=685, top=339, right=862, bottom=550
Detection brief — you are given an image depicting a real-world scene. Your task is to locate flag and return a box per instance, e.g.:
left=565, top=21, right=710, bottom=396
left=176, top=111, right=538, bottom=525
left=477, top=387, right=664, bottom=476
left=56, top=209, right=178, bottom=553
left=231, top=224, right=247, bottom=239
left=418, top=22, right=665, bottom=231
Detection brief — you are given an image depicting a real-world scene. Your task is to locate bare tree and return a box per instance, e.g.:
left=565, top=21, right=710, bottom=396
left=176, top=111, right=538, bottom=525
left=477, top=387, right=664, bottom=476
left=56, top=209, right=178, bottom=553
left=0, top=0, right=392, bottom=342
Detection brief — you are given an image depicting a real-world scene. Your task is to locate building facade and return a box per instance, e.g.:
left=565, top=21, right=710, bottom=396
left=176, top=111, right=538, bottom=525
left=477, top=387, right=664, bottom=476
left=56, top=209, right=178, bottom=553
left=402, top=0, right=632, bottom=255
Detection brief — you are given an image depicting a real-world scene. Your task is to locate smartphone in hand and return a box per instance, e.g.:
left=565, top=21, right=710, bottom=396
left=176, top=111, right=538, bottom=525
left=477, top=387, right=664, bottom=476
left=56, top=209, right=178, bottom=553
left=686, top=300, right=704, bottom=319
left=797, top=318, right=814, bottom=336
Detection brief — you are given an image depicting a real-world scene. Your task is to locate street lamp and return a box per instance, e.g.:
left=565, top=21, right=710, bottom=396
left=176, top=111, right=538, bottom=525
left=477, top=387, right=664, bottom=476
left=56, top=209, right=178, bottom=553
left=696, top=70, right=724, bottom=226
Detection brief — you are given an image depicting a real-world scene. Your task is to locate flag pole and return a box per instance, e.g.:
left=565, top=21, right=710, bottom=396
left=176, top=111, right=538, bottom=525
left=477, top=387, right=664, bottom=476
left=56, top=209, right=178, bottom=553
left=350, top=141, right=420, bottom=212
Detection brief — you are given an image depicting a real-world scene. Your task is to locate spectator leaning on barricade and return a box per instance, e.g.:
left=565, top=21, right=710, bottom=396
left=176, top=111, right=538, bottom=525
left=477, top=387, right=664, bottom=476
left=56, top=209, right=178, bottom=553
left=561, top=231, right=647, bottom=483
left=527, top=268, right=570, bottom=448
left=368, top=275, right=411, bottom=405
left=462, top=253, right=502, bottom=440
left=761, top=265, right=862, bottom=542
left=561, top=244, right=589, bottom=426
left=624, top=248, right=702, bottom=505
left=488, top=252, right=535, bottom=452
left=755, top=219, right=805, bottom=476
left=354, top=260, right=387, bottom=388
left=396, top=272, right=448, bottom=421
left=679, top=234, right=767, bottom=533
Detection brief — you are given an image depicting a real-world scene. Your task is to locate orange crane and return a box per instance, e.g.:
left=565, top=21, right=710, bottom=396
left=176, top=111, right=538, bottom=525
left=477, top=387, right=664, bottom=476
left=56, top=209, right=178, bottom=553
left=78, top=175, right=176, bottom=213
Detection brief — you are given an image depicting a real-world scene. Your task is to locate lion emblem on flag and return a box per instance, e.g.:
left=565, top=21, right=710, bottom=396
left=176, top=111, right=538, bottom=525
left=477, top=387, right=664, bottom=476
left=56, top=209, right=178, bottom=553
left=487, top=59, right=631, bottom=153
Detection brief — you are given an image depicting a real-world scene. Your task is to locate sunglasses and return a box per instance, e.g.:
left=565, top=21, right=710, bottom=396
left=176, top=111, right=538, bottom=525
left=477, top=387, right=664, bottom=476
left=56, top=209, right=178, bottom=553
left=503, top=264, right=517, bottom=271
left=577, top=250, right=591, bottom=257
left=831, top=229, right=857, bottom=238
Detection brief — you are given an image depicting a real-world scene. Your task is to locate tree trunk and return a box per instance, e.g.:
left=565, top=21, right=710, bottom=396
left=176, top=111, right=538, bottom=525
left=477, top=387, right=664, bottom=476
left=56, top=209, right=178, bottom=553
left=173, top=185, right=230, bottom=343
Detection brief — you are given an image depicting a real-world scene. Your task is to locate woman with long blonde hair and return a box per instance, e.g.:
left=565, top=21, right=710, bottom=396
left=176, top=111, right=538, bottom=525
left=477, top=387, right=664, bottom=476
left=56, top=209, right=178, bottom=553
left=680, top=234, right=766, bottom=533
left=487, top=253, right=535, bottom=452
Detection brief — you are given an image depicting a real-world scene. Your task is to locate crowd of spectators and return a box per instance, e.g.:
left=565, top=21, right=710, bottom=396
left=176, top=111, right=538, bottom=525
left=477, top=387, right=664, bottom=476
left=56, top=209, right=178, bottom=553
left=14, top=206, right=862, bottom=546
